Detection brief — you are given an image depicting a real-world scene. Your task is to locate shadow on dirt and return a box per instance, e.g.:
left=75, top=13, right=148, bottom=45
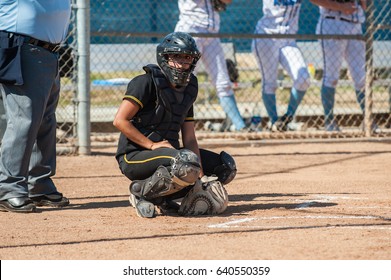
left=2, top=221, right=391, bottom=250
left=234, top=152, right=389, bottom=181
left=227, top=193, right=337, bottom=214
left=226, top=201, right=337, bottom=215
left=36, top=198, right=130, bottom=211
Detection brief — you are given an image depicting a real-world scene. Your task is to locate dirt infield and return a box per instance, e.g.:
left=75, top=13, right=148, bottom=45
left=1, top=140, right=390, bottom=260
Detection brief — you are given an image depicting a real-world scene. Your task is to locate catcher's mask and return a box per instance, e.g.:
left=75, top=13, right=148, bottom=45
left=157, top=32, right=201, bottom=87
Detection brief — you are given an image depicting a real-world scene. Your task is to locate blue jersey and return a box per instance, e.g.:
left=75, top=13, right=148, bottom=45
left=0, top=0, right=71, bottom=43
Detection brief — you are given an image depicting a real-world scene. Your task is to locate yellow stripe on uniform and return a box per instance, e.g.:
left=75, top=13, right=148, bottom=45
left=123, top=154, right=174, bottom=164
left=124, top=95, right=144, bottom=109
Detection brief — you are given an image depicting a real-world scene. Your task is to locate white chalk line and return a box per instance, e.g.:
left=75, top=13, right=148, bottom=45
left=208, top=215, right=390, bottom=229
left=209, top=218, right=256, bottom=228
left=313, top=195, right=366, bottom=201
left=210, top=195, right=391, bottom=229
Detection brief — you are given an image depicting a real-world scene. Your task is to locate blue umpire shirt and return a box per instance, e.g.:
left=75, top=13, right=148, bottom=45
left=0, top=0, right=71, bottom=44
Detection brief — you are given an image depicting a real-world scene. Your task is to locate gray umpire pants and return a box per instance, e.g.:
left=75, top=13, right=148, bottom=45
left=0, top=43, right=60, bottom=200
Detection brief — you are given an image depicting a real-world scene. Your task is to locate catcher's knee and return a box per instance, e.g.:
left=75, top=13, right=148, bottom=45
left=178, top=179, right=229, bottom=216
left=130, top=149, right=201, bottom=200
left=171, top=149, right=201, bottom=186
left=213, top=151, right=237, bottom=184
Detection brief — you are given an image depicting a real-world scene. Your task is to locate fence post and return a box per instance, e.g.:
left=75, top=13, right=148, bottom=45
left=76, top=0, right=91, bottom=155
left=364, top=0, right=375, bottom=137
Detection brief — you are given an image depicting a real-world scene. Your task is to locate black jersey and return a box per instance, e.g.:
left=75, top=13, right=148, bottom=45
left=116, top=65, right=198, bottom=160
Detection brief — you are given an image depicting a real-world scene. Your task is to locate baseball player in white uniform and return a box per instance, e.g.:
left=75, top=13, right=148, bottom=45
left=311, top=0, right=369, bottom=131
left=175, top=0, right=246, bottom=131
left=252, top=0, right=311, bottom=131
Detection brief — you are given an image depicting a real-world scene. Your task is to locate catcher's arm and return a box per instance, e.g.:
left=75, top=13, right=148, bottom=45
left=181, top=120, right=204, bottom=177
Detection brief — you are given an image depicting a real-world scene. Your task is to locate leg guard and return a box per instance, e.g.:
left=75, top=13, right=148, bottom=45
left=130, top=165, right=184, bottom=200
left=130, top=149, right=201, bottom=200
left=213, top=151, right=237, bottom=184
left=170, top=149, right=201, bottom=187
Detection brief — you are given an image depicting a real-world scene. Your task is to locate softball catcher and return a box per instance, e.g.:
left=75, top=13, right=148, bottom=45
left=113, top=32, right=236, bottom=218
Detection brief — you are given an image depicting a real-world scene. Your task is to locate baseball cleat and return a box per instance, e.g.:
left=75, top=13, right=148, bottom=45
left=276, top=114, right=293, bottom=132
left=266, top=121, right=278, bottom=132
left=362, top=121, right=381, bottom=134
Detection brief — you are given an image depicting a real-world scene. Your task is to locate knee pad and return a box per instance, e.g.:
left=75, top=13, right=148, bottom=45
left=170, top=149, right=201, bottom=187
left=130, top=149, right=201, bottom=200
left=213, top=151, right=237, bottom=184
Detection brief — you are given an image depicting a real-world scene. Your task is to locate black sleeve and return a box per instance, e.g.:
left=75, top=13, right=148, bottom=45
left=123, top=73, right=155, bottom=109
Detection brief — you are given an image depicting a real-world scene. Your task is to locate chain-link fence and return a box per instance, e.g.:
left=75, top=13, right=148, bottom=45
left=56, top=1, right=78, bottom=153
left=56, top=0, right=391, bottom=154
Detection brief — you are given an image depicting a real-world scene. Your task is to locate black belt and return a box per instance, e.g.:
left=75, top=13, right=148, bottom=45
left=325, top=16, right=357, bottom=24
left=5, top=31, right=61, bottom=53
left=26, top=37, right=62, bottom=53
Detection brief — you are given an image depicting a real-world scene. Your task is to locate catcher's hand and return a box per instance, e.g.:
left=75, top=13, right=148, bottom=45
left=178, top=177, right=228, bottom=216
left=212, top=0, right=227, bottom=12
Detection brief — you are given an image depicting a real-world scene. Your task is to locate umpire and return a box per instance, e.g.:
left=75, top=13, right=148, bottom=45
left=0, top=1, right=71, bottom=212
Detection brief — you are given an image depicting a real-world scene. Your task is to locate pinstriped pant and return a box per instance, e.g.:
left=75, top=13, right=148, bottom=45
left=0, top=43, right=60, bottom=200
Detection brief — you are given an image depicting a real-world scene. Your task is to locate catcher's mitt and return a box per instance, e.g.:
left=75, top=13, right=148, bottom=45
left=212, top=0, right=227, bottom=12
left=226, top=58, right=239, bottom=83
left=178, top=176, right=228, bottom=216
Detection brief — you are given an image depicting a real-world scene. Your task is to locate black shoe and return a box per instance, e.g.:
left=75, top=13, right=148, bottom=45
left=31, top=192, right=70, bottom=207
left=0, top=197, right=36, bottom=213
left=276, top=114, right=293, bottom=131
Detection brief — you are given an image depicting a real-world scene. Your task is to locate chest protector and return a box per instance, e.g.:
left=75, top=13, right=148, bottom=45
left=133, top=64, right=198, bottom=149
